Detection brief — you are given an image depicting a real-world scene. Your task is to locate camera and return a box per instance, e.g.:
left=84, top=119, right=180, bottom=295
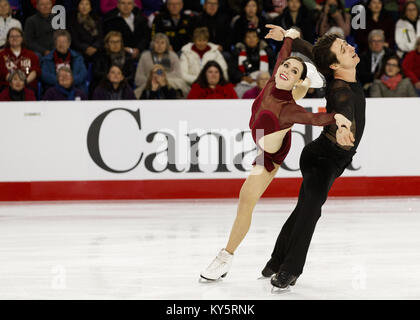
left=329, top=4, right=337, bottom=14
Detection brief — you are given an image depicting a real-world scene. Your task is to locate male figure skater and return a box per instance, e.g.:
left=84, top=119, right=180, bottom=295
left=263, top=33, right=366, bottom=289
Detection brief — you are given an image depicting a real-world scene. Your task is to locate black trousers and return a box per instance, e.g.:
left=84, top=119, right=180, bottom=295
left=267, top=135, right=353, bottom=276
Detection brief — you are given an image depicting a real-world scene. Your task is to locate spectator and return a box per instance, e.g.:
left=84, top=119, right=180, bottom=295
left=395, top=1, right=420, bottom=57
left=192, top=0, right=231, bottom=52
left=316, top=0, right=351, bottom=38
left=55, top=0, right=101, bottom=15
left=0, top=27, right=40, bottom=92
left=232, top=0, right=268, bottom=46
left=354, top=0, right=395, bottom=54
left=230, top=28, right=274, bottom=97
left=187, top=60, right=238, bottom=99
left=263, top=0, right=288, bottom=20
left=100, top=0, right=142, bottom=15
left=136, top=64, right=178, bottom=99
left=356, top=29, right=395, bottom=93
left=23, top=0, right=55, bottom=57
left=369, top=55, right=418, bottom=97
left=135, top=33, right=189, bottom=97
left=272, top=0, right=315, bottom=44
left=0, top=70, right=36, bottom=101
left=0, top=0, right=22, bottom=49
left=41, top=30, right=88, bottom=93
left=228, top=0, right=262, bottom=15
left=68, top=0, right=103, bottom=62
left=151, top=0, right=194, bottom=53
left=180, top=27, right=228, bottom=86
left=103, top=0, right=150, bottom=59
left=242, top=70, right=269, bottom=98
left=91, top=31, right=136, bottom=94
left=402, top=36, right=420, bottom=93
left=92, top=64, right=135, bottom=99
left=43, top=66, right=88, bottom=100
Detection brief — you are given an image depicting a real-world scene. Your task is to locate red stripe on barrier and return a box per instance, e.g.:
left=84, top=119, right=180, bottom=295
left=0, top=176, right=420, bottom=201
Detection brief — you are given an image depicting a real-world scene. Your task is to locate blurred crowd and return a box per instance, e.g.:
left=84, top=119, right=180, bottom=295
left=0, top=0, right=419, bottom=102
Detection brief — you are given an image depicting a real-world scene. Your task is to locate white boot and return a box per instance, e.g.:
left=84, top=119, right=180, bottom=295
left=200, top=249, right=233, bottom=281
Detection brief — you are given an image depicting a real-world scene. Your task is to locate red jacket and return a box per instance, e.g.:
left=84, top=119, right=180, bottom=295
left=0, top=87, right=36, bottom=101
left=402, top=50, right=420, bottom=85
left=0, top=48, right=41, bottom=90
left=187, top=83, right=238, bottom=99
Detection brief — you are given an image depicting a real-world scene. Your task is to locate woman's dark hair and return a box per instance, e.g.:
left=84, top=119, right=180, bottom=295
left=377, top=55, right=402, bottom=78
left=366, top=0, right=384, bottom=18
left=5, top=27, right=25, bottom=48
left=313, top=33, right=340, bottom=80
left=281, top=56, right=307, bottom=80
left=241, top=0, right=262, bottom=17
left=401, top=1, right=419, bottom=21
left=195, top=60, right=227, bottom=87
left=100, top=64, right=128, bottom=89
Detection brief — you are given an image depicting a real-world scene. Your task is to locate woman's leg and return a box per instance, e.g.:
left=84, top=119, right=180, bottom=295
left=225, top=162, right=280, bottom=254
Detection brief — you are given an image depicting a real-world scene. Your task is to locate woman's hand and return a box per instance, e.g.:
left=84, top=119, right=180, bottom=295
left=334, top=113, right=352, bottom=130
left=334, top=114, right=355, bottom=147
left=264, top=24, right=286, bottom=41
left=284, top=28, right=300, bottom=39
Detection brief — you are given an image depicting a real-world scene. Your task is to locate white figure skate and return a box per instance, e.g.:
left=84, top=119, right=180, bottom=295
left=200, top=249, right=233, bottom=281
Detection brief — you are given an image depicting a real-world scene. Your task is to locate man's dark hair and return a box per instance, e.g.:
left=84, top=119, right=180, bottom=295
left=312, top=33, right=340, bottom=80
left=195, top=60, right=227, bottom=87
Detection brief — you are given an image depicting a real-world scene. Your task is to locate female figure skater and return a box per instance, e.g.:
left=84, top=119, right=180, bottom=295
left=200, top=26, right=354, bottom=281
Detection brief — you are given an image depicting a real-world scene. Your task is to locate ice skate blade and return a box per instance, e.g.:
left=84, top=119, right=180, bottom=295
left=198, top=273, right=227, bottom=283
left=257, top=275, right=271, bottom=280
left=271, top=285, right=291, bottom=294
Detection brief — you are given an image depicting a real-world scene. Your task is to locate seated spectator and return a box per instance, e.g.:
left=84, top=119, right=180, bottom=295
left=230, top=28, right=274, bottom=97
left=395, top=1, right=420, bottom=58
left=0, top=70, right=36, bottom=101
left=41, top=30, right=88, bottom=93
left=55, top=0, right=101, bottom=15
left=316, top=0, right=351, bottom=38
left=263, top=0, right=288, bottom=20
left=242, top=70, right=269, bottom=98
left=0, top=28, right=40, bottom=92
left=187, top=60, right=238, bottom=99
left=354, top=0, right=395, bottom=54
left=192, top=0, right=231, bottom=52
left=103, top=0, right=150, bottom=59
left=356, top=29, right=395, bottom=93
left=151, top=0, right=193, bottom=53
left=92, top=64, right=135, bottom=99
left=69, top=0, right=103, bottom=62
left=232, top=0, right=268, bottom=46
left=135, top=33, right=189, bottom=97
left=0, top=0, right=22, bottom=49
left=402, top=36, right=420, bottom=93
left=272, top=0, right=315, bottom=44
left=136, top=64, right=178, bottom=99
left=100, top=0, right=142, bottom=15
left=23, top=0, right=55, bottom=57
left=43, top=66, right=88, bottom=100
left=91, top=31, right=136, bottom=94
left=180, top=27, right=228, bottom=86
left=369, top=55, right=418, bottom=97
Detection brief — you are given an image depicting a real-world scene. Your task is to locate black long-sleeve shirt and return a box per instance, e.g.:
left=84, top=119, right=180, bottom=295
left=322, top=79, right=366, bottom=153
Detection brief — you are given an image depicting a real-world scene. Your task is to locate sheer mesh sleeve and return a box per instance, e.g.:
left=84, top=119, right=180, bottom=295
left=282, top=103, right=336, bottom=128
left=329, top=87, right=354, bottom=121
left=269, top=37, right=293, bottom=84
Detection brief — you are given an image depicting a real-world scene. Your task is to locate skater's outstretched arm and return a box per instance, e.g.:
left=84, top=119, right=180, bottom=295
left=265, top=26, right=298, bottom=84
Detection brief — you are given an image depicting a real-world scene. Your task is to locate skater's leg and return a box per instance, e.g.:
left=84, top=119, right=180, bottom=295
left=225, top=163, right=280, bottom=254
left=265, top=182, right=306, bottom=273
left=280, top=156, right=338, bottom=276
